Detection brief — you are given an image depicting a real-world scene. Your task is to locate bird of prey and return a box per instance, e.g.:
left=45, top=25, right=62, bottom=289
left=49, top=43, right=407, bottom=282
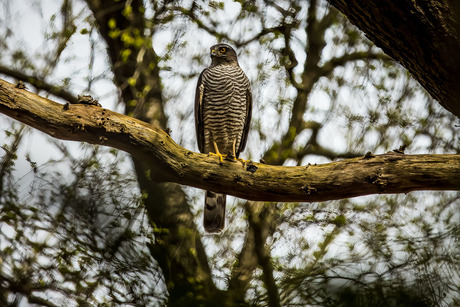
left=195, top=44, right=252, bottom=233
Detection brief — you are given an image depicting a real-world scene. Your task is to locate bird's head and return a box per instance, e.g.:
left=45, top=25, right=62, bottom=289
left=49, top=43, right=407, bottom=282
left=210, top=44, right=238, bottom=65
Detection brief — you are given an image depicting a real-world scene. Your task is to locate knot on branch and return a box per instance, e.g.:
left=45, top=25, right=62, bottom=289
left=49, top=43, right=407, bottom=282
left=15, top=81, right=27, bottom=90
left=77, top=95, right=101, bottom=107
left=246, top=161, right=258, bottom=173
left=393, top=144, right=407, bottom=154
left=368, top=168, right=388, bottom=191
left=73, top=123, right=86, bottom=132
left=363, top=151, right=376, bottom=159
left=299, top=184, right=317, bottom=196
left=99, top=136, right=108, bottom=144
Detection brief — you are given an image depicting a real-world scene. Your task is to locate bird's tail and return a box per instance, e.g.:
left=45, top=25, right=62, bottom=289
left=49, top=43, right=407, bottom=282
left=204, top=191, right=226, bottom=233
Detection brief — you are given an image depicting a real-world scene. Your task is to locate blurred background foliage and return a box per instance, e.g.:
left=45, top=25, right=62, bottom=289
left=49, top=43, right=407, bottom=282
left=0, top=0, right=459, bottom=306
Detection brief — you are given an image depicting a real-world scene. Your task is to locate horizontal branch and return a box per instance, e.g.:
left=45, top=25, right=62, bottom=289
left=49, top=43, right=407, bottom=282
left=0, top=78, right=459, bottom=202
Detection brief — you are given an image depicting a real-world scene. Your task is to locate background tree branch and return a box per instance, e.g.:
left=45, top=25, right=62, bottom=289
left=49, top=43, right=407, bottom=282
left=228, top=202, right=278, bottom=302
left=246, top=201, right=281, bottom=307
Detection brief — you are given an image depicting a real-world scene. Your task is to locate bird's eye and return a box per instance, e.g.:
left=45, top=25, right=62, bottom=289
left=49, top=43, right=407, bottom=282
left=219, top=47, right=226, bottom=53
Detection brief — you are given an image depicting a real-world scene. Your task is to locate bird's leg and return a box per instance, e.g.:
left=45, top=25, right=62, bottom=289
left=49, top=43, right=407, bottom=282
left=221, top=139, right=237, bottom=162
left=208, top=141, right=225, bottom=163
left=223, top=139, right=237, bottom=162
left=231, top=139, right=250, bottom=164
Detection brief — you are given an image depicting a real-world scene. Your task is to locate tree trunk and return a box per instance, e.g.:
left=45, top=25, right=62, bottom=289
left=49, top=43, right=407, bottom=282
left=84, top=0, right=218, bottom=303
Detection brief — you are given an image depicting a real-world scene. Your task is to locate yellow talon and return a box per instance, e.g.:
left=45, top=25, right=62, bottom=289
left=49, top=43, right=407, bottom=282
left=209, top=140, right=227, bottom=163
left=237, top=157, right=250, bottom=164
left=208, top=139, right=248, bottom=164
left=209, top=152, right=225, bottom=163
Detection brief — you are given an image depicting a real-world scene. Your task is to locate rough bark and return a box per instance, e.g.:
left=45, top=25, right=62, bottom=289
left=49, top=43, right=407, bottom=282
left=327, top=0, right=460, bottom=118
left=1, top=78, right=459, bottom=202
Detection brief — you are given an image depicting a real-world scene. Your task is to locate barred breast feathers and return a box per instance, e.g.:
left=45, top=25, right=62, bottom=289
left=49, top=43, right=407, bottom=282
left=201, top=64, right=250, bottom=154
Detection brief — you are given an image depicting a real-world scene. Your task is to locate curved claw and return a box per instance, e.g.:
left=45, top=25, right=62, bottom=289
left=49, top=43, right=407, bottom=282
left=237, top=157, right=250, bottom=163
left=209, top=152, right=225, bottom=163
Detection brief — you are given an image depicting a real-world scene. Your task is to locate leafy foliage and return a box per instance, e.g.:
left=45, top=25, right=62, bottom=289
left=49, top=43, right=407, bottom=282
left=1, top=134, right=164, bottom=306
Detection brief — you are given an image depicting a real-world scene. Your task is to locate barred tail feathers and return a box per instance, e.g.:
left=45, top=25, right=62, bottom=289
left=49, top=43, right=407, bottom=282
left=204, top=191, right=226, bottom=233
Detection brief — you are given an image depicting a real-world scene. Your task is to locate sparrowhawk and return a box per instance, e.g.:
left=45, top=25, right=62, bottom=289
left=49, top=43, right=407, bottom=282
left=195, top=44, right=252, bottom=233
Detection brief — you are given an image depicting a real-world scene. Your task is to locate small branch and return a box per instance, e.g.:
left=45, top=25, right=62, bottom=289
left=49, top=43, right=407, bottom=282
left=0, top=78, right=459, bottom=202
left=318, top=51, right=392, bottom=78
left=173, top=5, right=281, bottom=47
left=0, top=65, right=77, bottom=104
left=173, top=6, right=227, bottom=41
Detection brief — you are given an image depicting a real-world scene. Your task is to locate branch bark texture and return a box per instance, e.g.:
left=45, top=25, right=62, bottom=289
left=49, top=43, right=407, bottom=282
left=327, top=0, right=460, bottom=118
left=1, top=78, right=459, bottom=202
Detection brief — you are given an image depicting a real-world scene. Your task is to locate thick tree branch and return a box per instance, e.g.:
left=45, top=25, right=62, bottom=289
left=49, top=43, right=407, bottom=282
left=85, top=0, right=166, bottom=127
left=1, top=78, right=459, bottom=202
left=327, top=0, right=460, bottom=118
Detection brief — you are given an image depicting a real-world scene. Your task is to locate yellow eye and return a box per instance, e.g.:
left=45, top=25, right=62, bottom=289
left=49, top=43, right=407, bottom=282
left=219, top=47, right=226, bottom=53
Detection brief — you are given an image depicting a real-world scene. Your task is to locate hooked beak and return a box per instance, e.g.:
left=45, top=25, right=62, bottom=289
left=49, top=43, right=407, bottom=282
left=211, top=49, right=217, bottom=57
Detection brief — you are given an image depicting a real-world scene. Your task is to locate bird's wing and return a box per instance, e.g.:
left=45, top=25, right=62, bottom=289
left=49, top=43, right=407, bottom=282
left=195, top=69, right=206, bottom=153
left=238, top=85, right=252, bottom=155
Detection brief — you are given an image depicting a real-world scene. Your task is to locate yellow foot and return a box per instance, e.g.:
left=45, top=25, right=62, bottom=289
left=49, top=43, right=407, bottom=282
left=237, top=157, right=251, bottom=163
left=208, top=152, right=226, bottom=163
left=234, top=157, right=251, bottom=167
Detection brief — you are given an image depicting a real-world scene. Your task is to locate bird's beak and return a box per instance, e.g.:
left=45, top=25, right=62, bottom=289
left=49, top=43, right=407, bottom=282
left=211, top=49, right=217, bottom=57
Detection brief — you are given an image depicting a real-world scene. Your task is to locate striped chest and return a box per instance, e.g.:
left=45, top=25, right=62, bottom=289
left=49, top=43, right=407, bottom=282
left=200, top=64, right=250, bottom=154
